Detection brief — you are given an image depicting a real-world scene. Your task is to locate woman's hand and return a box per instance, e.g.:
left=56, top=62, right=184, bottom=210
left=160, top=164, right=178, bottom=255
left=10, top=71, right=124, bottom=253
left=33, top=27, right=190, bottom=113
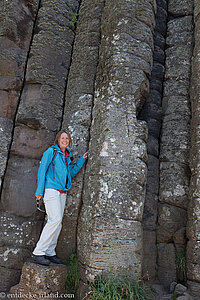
left=83, top=152, right=88, bottom=159
left=36, top=195, right=42, bottom=201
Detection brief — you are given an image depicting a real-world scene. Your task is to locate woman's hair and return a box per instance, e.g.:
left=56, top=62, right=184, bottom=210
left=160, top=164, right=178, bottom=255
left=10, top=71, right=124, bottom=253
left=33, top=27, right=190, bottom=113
left=54, top=130, right=72, bottom=147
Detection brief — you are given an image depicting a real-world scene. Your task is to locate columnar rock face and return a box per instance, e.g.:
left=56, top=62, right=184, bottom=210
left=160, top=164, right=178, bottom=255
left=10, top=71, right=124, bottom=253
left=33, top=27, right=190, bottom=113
left=0, top=0, right=80, bottom=291
left=0, top=0, right=40, bottom=291
left=158, top=0, right=193, bottom=288
left=0, top=0, right=199, bottom=296
left=0, top=0, right=39, bottom=190
left=77, top=0, right=156, bottom=283
left=141, top=0, right=167, bottom=282
left=57, top=0, right=105, bottom=259
left=1, top=0, right=80, bottom=216
left=187, top=0, right=200, bottom=297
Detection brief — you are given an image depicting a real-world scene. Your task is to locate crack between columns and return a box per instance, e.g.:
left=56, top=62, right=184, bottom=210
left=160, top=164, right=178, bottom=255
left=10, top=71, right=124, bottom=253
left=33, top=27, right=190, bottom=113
left=59, top=2, right=82, bottom=132
left=149, top=0, right=169, bottom=282
left=0, top=264, right=22, bottom=271
left=0, top=264, right=19, bottom=271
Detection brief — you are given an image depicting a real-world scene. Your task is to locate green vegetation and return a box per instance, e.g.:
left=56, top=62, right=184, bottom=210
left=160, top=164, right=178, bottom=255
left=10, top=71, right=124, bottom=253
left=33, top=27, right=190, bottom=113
left=70, top=12, right=78, bottom=27
left=84, top=273, right=152, bottom=300
left=68, top=4, right=78, bottom=27
left=63, top=249, right=80, bottom=294
left=175, top=248, right=187, bottom=283
left=63, top=253, right=152, bottom=299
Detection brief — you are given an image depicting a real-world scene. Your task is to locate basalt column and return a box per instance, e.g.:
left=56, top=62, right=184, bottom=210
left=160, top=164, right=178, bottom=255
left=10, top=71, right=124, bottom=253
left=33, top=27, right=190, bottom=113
left=0, top=0, right=39, bottom=191
left=0, top=0, right=80, bottom=291
left=57, top=0, right=105, bottom=258
left=78, top=0, right=156, bottom=285
left=141, top=0, right=167, bottom=282
left=0, top=0, right=39, bottom=291
left=187, top=0, right=200, bottom=298
left=158, top=0, right=193, bottom=288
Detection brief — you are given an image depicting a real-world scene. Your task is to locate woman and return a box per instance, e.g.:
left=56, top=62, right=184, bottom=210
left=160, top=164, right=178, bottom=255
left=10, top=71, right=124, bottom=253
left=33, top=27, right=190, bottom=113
left=31, top=130, right=88, bottom=265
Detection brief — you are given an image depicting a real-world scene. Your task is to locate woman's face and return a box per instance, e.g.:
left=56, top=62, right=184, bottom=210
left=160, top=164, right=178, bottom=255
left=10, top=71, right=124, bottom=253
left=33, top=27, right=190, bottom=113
left=59, top=132, right=70, bottom=150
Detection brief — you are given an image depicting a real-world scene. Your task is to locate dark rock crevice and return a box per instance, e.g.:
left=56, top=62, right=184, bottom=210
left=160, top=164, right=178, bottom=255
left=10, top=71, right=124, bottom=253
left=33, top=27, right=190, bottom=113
left=141, top=0, right=168, bottom=283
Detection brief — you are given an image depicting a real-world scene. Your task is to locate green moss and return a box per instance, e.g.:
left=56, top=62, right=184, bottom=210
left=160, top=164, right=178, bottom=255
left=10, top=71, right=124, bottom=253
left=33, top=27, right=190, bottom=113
left=68, top=4, right=78, bottom=27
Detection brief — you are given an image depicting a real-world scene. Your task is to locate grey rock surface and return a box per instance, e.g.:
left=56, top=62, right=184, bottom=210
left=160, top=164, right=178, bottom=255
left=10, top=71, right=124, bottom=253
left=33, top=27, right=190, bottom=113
left=158, top=0, right=193, bottom=288
left=58, top=0, right=105, bottom=259
left=0, top=246, right=31, bottom=269
left=0, top=0, right=199, bottom=296
left=0, top=0, right=81, bottom=289
left=0, top=210, right=43, bottom=250
left=170, top=281, right=177, bottom=292
left=0, top=210, right=43, bottom=290
left=187, top=280, right=200, bottom=300
left=168, top=0, right=194, bottom=16
left=157, top=243, right=177, bottom=289
left=1, top=156, right=39, bottom=216
left=187, top=0, right=200, bottom=297
left=142, top=231, right=157, bottom=281
left=177, top=294, right=193, bottom=300
left=157, top=204, right=187, bottom=243
left=174, top=283, right=187, bottom=295
left=0, top=266, right=21, bottom=292
left=0, top=0, right=39, bottom=190
left=9, top=262, right=68, bottom=299
left=77, top=0, right=155, bottom=284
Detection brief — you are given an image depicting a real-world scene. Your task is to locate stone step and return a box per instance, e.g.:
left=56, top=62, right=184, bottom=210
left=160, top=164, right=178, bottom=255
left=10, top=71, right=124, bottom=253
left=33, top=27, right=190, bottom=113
left=9, top=261, right=69, bottom=300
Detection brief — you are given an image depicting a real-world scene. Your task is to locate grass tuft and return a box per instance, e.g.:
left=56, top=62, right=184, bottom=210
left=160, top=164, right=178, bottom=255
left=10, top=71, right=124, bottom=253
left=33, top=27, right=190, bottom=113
left=62, top=249, right=80, bottom=294
left=175, top=247, right=187, bottom=283
left=84, top=273, right=152, bottom=300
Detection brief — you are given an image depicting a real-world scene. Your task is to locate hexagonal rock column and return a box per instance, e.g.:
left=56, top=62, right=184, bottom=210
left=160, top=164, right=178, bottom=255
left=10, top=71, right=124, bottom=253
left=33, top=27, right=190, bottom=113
left=187, top=0, right=200, bottom=298
left=9, top=262, right=68, bottom=300
left=0, top=0, right=39, bottom=190
left=1, top=0, right=80, bottom=217
left=77, top=0, right=156, bottom=286
left=57, top=0, right=105, bottom=259
left=158, top=0, right=193, bottom=288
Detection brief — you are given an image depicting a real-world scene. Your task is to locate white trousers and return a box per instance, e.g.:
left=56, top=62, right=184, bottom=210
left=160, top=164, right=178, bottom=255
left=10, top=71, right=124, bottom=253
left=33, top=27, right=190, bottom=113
left=33, top=189, right=67, bottom=256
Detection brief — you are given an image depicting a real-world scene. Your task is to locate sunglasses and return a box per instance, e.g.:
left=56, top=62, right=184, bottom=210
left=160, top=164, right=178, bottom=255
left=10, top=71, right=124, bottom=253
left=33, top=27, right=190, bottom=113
left=36, top=198, right=45, bottom=213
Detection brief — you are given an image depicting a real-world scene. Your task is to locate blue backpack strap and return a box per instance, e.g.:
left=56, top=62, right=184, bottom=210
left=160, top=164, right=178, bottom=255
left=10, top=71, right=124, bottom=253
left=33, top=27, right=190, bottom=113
left=50, top=146, right=57, bottom=180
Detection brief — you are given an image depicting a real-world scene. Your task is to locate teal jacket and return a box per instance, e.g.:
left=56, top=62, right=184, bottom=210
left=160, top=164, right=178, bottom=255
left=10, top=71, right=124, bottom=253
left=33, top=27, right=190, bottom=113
left=35, top=144, right=86, bottom=196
